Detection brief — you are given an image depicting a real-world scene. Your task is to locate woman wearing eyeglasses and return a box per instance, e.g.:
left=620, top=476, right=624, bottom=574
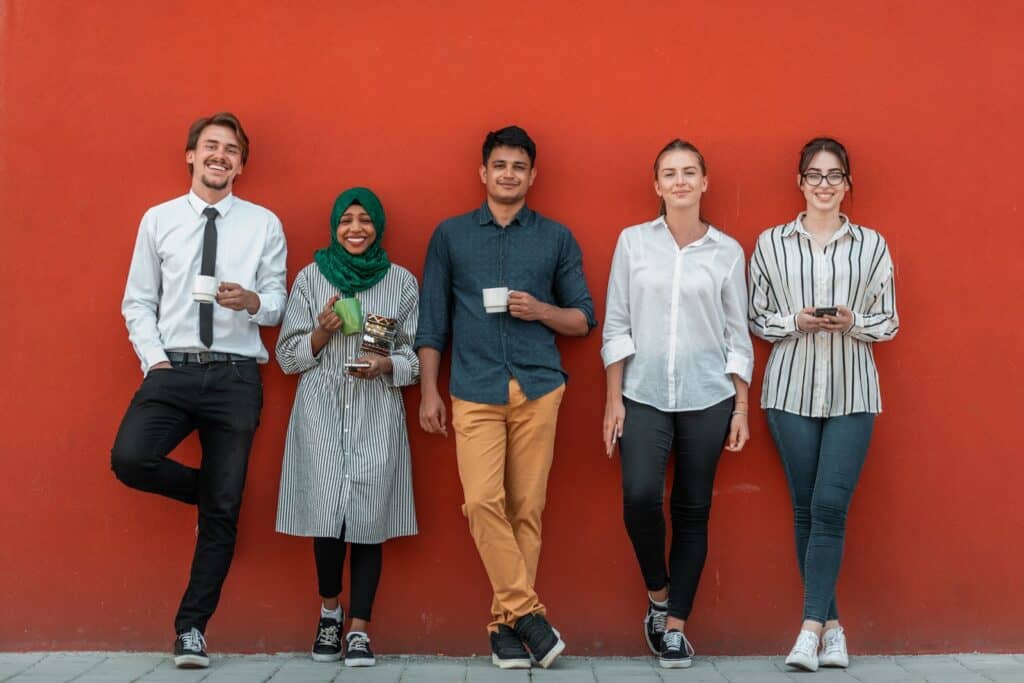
left=748, top=138, right=899, bottom=672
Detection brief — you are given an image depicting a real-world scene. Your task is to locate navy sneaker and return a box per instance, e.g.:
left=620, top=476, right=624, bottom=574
left=344, top=631, right=376, bottom=667
left=490, top=624, right=531, bottom=669
left=173, top=627, right=209, bottom=669
left=513, top=613, right=565, bottom=669
left=311, top=615, right=343, bottom=662
left=659, top=629, right=694, bottom=669
left=644, top=600, right=668, bottom=655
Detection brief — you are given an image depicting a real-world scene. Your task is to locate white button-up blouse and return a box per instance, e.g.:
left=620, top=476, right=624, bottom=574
left=601, top=218, right=754, bottom=412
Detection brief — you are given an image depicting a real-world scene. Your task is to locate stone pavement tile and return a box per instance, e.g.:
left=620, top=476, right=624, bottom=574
left=711, top=657, right=796, bottom=682
left=71, top=653, right=164, bottom=683
left=844, top=656, right=923, bottom=682
left=591, top=657, right=660, bottom=681
left=953, top=654, right=1024, bottom=682
left=530, top=656, right=596, bottom=682
left=5, top=653, right=106, bottom=681
left=894, top=655, right=989, bottom=682
left=464, top=655, right=529, bottom=682
left=392, top=657, right=467, bottom=683
left=333, top=655, right=408, bottom=682
left=0, top=653, right=45, bottom=680
left=134, top=659, right=212, bottom=682
left=660, top=657, right=728, bottom=681
left=265, top=655, right=338, bottom=682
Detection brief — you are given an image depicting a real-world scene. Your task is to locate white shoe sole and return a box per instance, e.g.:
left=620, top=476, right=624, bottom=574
left=491, top=654, right=531, bottom=669
left=820, top=654, right=849, bottom=668
left=345, top=657, right=376, bottom=667
left=311, top=651, right=342, bottom=662
left=536, top=637, right=565, bottom=669
left=785, top=654, right=819, bottom=672
left=658, top=656, right=693, bottom=669
left=173, top=654, right=209, bottom=669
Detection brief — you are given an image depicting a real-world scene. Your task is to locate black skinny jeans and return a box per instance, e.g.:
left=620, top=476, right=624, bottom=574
left=618, top=396, right=732, bottom=620
left=110, top=360, right=263, bottom=634
left=314, top=528, right=382, bottom=622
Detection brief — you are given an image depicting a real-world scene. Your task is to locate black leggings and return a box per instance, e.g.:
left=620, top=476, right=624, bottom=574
left=313, top=530, right=383, bottom=622
left=619, top=396, right=732, bottom=620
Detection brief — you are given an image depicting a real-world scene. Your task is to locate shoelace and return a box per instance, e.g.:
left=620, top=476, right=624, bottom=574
left=180, top=628, right=205, bottom=652
left=649, top=608, right=668, bottom=634
left=822, top=628, right=844, bottom=655
left=662, top=631, right=695, bottom=656
left=316, top=623, right=339, bottom=646
left=347, top=633, right=371, bottom=653
left=791, top=631, right=819, bottom=656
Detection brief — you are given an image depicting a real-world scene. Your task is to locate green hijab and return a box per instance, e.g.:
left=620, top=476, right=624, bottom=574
left=314, top=187, right=391, bottom=297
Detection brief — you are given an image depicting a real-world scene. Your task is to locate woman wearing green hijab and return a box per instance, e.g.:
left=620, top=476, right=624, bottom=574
left=275, top=188, right=420, bottom=668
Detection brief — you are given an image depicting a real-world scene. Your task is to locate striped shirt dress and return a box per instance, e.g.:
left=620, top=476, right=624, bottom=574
left=275, top=263, right=420, bottom=543
left=748, top=215, right=899, bottom=417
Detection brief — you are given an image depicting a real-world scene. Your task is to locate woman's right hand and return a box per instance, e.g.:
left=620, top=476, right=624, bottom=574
left=603, top=397, right=625, bottom=458
left=317, top=295, right=342, bottom=334
left=795, top=307, right=829, bottom=333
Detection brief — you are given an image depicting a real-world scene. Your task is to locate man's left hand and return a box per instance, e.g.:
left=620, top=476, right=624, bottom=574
left=508, top=290, right=548, bottom=321
left=217, top=282, right=260, bottom=314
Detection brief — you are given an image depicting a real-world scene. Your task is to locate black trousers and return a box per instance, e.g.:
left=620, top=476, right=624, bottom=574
left=618, top=396, right=732, bottom=620
left=314, top=529, right=383, bottom=622
left=110, top=360, right=263, bottom=634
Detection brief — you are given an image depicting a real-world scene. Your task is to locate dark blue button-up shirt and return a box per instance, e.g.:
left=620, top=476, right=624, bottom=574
left=415, top=202, right=596, bottom=404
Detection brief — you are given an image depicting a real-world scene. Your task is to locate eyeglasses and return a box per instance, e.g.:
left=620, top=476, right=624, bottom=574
left=802, top=171, right=847, bottom=187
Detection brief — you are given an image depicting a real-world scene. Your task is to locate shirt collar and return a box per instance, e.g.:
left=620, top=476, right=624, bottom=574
left=478, top=201, right=535, bottom=228
left=188, top=190, right=236, bottom=218
left=784, top=213, right=859, bottom=241
left=652, top=215, right=722, bottom=245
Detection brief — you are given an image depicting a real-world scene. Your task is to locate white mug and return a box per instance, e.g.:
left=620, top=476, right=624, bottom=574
left=482, top=287, right=510, bottom=313
left=192, top=275, right=218, bottom=304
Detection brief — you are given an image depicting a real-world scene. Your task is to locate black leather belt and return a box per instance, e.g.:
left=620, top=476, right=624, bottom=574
left=166, top=351, right=255, bottom=364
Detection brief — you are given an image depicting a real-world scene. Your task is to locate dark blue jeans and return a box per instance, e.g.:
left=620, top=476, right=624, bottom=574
left=110, top=360, right=263, bottom=634
left=765, top=409, right=874, bottom=624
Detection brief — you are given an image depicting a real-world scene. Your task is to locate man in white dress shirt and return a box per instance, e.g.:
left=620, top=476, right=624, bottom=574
left=110, top=112, right=287, bottom=669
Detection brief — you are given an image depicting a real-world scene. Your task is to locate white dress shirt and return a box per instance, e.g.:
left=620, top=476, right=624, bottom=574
left=122, top=190, right=288, bottom=373
left=748, top=214, right=899, bottom=417
left=602, top=218, right=754, bottom=412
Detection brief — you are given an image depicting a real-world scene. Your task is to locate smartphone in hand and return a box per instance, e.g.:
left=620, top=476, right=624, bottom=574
left=813, top=306, right=838, bottom=317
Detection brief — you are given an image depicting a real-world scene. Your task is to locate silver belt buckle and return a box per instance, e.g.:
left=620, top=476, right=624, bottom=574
left=196, top=351, right=215, bottom=364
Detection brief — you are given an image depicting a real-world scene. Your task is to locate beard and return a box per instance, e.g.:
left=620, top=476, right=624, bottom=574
left=201, top=174, right=230, bottom=191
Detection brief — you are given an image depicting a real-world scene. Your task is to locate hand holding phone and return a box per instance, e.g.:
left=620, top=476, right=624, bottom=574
left=813, top=306, right=838, bottom=317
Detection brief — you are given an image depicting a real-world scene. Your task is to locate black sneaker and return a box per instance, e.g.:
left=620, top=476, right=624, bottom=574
left=344, top=631, right=376, bottom=667
left=644, top=600, right=668, bottom=655
left=513, top=613, right=565, bottom=669
left=173, top=627, right=209, bottom=669
left=490, top=624, right=531, bottom=669
left=659, top=629, right=694, bottom=669
left=311, top=616, right=343, bottom=662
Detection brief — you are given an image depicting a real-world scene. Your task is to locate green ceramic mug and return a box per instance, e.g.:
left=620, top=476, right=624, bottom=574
left=332, top=297, right=363, bottom=335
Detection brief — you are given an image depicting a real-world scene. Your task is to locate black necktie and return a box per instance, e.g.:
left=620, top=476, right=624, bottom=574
left=199, top=207, right=219, bottom=348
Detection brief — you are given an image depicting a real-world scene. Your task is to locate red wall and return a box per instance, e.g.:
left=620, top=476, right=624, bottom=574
left=2, top=0, right=1022, bottom=654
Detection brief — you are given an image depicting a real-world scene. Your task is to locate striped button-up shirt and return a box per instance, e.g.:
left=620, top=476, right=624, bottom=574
left=275, top=263, right=419, bottom=543
left=748, top=214, right=899, bottom=417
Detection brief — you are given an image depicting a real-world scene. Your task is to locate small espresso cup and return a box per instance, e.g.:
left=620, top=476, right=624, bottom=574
left=192, top=275, right=218, bottom=304
left=482, top=287, right=510, bottom=313
left=333, top=297, right=364, bottom=335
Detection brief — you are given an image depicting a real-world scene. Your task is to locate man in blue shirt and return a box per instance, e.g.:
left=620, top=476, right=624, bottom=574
left=416, top=126, right=595, bottom=669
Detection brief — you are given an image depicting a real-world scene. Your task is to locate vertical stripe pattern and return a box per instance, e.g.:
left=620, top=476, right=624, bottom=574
left=748, top=215, right=899, bottom=417
left=275, top=263, right=420, bottom=543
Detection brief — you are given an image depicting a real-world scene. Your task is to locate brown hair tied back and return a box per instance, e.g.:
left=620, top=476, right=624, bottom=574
left=653, top=139, right=708, bottom=219
left=799, top=137, right=853, bottom=196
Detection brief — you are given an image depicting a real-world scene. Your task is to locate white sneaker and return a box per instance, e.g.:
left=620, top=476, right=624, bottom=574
left=785, top=630, right=819, bottom=672
left=820, top=626, right=849, bottom=668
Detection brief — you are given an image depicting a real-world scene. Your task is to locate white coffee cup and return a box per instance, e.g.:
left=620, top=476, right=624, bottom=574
left=193, top=275, right=218, bottom=304
left=482, top=287, right=510, bottom=313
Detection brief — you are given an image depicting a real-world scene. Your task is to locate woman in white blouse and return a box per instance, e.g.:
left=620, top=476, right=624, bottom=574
left=275, top=187, right=419, bottom=668
left=748, top=138, right=899, bottom=672
left=601, top=139, right=753, bottom=669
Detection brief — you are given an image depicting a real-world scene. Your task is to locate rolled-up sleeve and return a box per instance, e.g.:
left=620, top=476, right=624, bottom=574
left=249, top=215, right=288, bottom=326
left=722, top=252, right=754, bottom=383
left=554, top=230, right=597, bottom=331
left=600, top=232, right=636, bottom=367
left=414, top=226, right=452, bottom=352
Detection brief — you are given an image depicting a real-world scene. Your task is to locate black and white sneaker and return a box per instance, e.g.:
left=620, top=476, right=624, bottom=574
left=173, top=627, right=209, bottom=669
left=659, top=629, right=694, bottom=669
left=490, top=624, right=531, bottom=669
left=513, top=613, right=565, bottom=669
left=344, top=631, right=376, bottom=667
left=311, top=616, right=343, bottom=662
left=644, top=600, right=669, bottom=655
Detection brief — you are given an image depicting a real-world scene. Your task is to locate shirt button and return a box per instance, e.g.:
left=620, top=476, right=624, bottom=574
left=344, top=428, right=349, bottom=433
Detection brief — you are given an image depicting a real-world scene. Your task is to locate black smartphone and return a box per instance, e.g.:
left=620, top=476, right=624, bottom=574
left=813, top=307, right=838, bottom=317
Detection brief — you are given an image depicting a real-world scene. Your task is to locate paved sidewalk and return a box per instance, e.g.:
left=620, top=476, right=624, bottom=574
left=2, top=653, right=1023, bottom=682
